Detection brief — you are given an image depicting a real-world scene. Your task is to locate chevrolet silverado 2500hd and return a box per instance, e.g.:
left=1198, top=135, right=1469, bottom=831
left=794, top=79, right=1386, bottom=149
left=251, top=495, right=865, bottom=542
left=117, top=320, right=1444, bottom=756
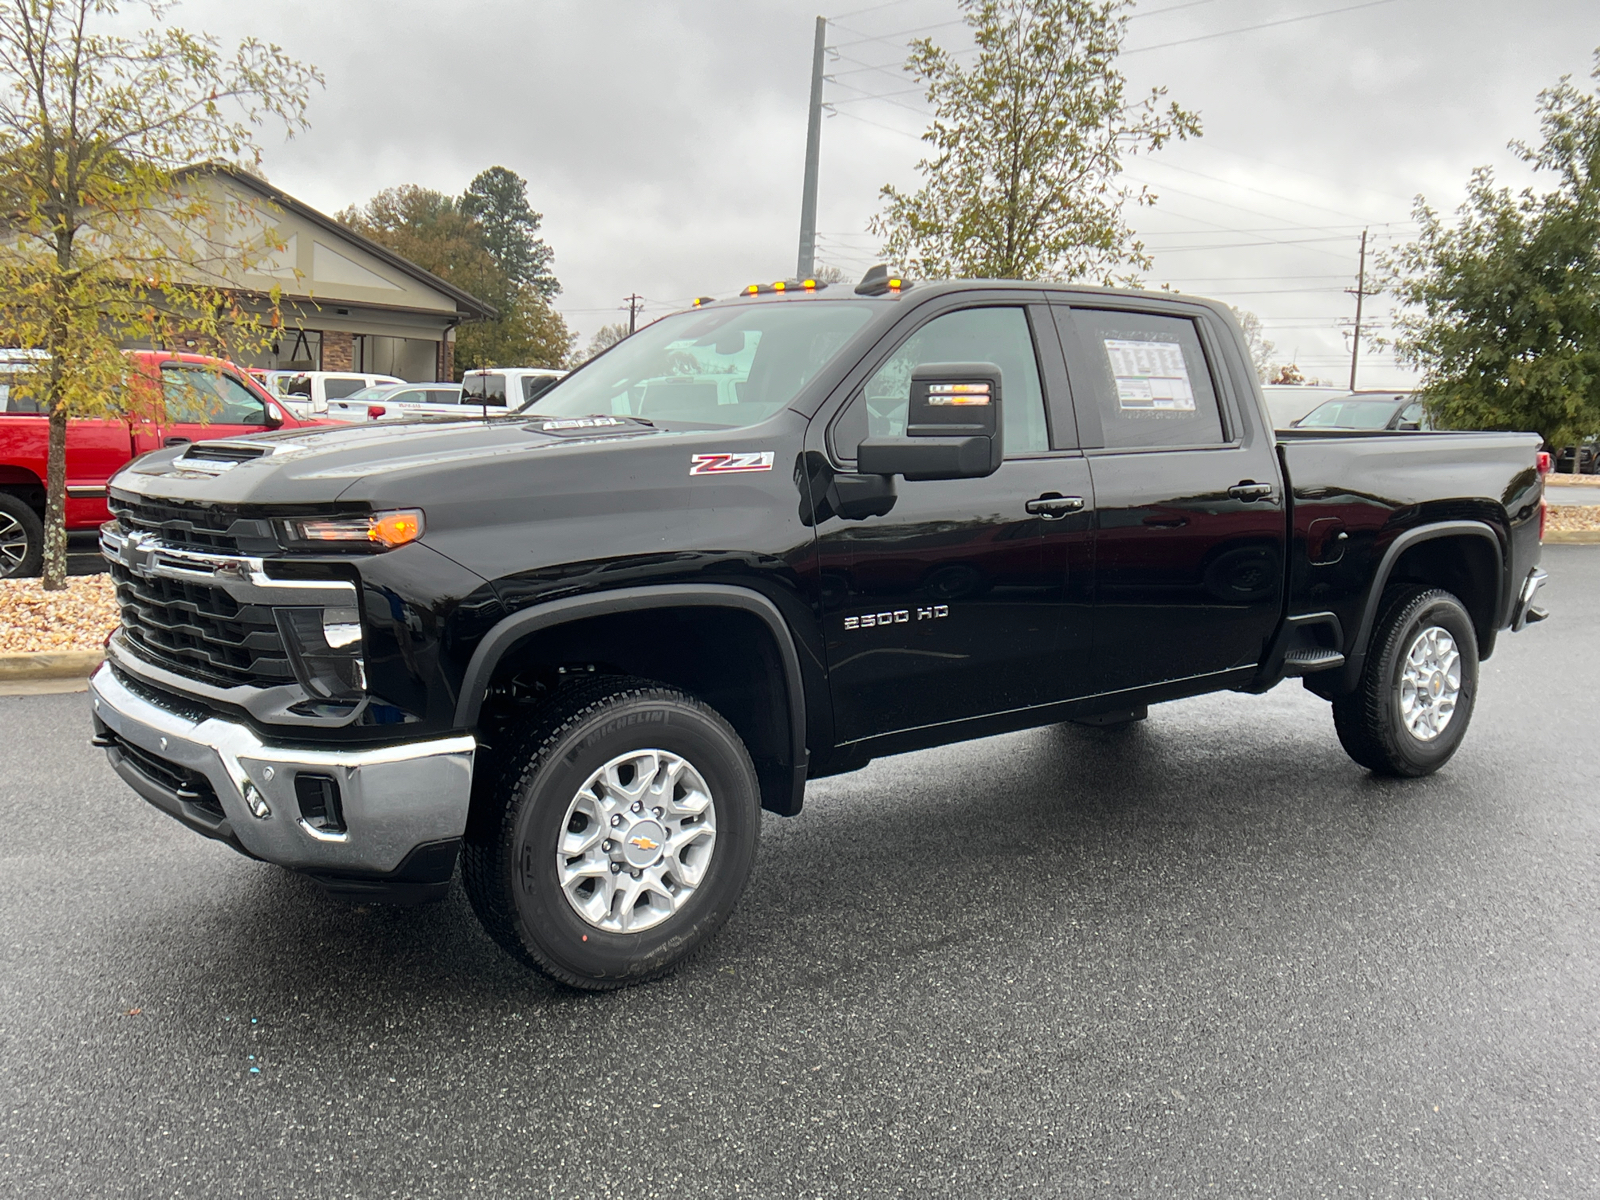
left=87, top=275, right=1549, bottom=989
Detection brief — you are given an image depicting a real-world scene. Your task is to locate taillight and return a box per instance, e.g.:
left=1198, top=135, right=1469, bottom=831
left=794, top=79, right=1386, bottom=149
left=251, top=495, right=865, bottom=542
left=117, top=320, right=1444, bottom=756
left=1537, top=450, right=1552, bottom=475
left=367, top=405, right=386, bottom=420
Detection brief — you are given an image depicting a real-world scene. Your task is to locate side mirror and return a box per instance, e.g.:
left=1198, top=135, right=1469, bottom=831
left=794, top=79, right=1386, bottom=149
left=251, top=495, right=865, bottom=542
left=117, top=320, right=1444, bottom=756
left=856, top=362, right=1003, bottom=481
left=264, top=403, right=285, bottom=428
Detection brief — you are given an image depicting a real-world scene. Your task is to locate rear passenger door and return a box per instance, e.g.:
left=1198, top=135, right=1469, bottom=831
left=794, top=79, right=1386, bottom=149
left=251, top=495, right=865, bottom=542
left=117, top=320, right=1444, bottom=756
left=1055, top=302, right=1285, bottom=694
left=817, top=297, right=1095, bottom=742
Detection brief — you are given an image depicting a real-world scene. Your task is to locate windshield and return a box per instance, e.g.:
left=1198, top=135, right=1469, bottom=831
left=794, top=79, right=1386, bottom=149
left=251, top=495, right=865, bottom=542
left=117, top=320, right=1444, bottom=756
left=1298, top=399, right=1404, bottom=429
left=527, top=302, right=878, bottom=427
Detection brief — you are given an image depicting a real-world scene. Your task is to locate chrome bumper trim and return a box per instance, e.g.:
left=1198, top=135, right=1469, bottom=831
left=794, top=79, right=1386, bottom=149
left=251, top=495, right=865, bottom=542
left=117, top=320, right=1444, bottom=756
left=1512, top=566, right=1549, bottom=632
left=89, top=663, right=475, bottom=874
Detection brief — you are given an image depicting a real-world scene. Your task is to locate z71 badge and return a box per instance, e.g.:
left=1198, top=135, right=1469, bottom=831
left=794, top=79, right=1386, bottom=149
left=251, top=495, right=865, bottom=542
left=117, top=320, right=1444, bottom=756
left=844, top=605, right=949, bottom=630
left=690, top=451, right=775, bottom=476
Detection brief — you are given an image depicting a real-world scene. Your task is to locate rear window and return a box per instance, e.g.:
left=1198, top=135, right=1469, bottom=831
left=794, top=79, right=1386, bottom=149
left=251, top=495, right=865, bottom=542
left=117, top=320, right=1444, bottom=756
left=464, top=373, right=508, bottom=405
left=1298, top=400, right=1403, bottom=429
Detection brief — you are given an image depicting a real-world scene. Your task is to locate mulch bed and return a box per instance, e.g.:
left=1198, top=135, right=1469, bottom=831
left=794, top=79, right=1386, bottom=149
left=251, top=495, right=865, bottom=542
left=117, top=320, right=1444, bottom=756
left=0, top=575, right=119, bottom=654
left=1547, top=504, right=1600, bottom=534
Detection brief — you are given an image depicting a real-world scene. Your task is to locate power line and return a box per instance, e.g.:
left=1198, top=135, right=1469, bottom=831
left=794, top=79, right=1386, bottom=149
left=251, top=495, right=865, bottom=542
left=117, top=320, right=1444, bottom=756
left=1124, top=0, right=1410, bottom=55
left=1127, top=0, right=1232, bottom=19
left=1133, top=158, right=1397, bottom=223
left=828, top=0, right=921, bottom=21
left=831, top=17, right=968, bottom=49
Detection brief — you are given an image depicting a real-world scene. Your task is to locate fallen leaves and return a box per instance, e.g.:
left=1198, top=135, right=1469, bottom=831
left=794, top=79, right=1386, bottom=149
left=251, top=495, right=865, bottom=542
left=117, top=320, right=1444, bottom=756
left=0, top=575, right=118, bottom=653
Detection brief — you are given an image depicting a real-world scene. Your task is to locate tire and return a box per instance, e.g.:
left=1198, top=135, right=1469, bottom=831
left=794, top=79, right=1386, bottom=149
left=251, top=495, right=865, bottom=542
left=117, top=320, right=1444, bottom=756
left=463, top=675, right=761, bottom=990
left=1331, top=587, right=1478, bottom=777
left=0, top=492, right=43, bottom=579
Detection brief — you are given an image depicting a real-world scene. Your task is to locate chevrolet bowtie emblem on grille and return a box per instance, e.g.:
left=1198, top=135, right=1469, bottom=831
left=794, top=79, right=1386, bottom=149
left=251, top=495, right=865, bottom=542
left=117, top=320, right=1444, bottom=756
left=628, top=835, right=660, bottom=852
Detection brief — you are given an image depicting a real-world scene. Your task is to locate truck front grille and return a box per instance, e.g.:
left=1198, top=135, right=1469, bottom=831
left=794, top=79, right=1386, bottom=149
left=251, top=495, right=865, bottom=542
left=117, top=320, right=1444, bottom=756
left=109, top=561, right=295, bottom=688
left=108, top=495, right=246, bottom=554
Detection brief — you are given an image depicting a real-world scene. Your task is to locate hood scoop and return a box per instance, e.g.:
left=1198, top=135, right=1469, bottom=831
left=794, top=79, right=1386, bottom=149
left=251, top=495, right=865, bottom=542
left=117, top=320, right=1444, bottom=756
left=524, top=414, right=654, bottom=439
left=174, top=441, right=272, bottom=474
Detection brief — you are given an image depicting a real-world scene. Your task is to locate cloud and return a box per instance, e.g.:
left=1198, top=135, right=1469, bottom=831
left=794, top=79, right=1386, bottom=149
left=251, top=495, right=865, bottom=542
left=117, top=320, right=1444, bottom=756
left=175, top=0, right=1597, bottom=383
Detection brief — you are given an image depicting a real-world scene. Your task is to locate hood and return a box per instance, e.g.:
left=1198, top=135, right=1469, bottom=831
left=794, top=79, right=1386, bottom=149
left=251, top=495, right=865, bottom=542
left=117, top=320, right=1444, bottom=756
left=111, top=414, right=667, bottom=507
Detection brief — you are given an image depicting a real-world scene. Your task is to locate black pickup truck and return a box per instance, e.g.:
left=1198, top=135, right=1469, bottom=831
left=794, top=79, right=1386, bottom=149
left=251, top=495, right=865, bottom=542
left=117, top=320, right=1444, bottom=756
left=88, top=273, right=1550, bottom=989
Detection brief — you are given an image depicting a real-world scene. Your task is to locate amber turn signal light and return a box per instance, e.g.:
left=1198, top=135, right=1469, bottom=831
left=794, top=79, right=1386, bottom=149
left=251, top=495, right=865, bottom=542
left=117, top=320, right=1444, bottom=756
left=285, top=509, right=425, bottom=550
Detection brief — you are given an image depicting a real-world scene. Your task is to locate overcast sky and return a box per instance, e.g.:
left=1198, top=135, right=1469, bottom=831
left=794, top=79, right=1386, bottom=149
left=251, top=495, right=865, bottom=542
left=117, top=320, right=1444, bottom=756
left=178, top=0, right=1598, bottom=386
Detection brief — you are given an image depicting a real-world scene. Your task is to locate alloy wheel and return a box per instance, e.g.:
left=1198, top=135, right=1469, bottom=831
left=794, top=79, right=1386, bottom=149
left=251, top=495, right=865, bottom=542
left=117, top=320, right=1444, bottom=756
left=1398, top=624, right=1461, bottom=742
left=554, top=748, right=718, bottom=933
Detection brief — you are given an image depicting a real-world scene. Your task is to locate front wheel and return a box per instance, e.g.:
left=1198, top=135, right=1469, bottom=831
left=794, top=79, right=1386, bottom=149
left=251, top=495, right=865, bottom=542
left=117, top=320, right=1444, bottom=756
left=463, top=676, right=761, bottom=990
left=0, top=492, right=42, bottom=579
left=1332, top=587, right=1478, bottom=777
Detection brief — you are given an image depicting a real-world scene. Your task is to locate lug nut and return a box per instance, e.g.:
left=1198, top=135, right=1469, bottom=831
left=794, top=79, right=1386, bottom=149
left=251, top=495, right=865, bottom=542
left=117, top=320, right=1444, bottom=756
left=631, top=801, right=643, bottom=813
left=602, top=840, right=614, bottom=852
left=652, top=807, right=663, bottom=818
left=630, top=868, right=643, bottom=879
left=611, top=862, right=622, bottom=874
left=610, top=815, right=622, bottom=827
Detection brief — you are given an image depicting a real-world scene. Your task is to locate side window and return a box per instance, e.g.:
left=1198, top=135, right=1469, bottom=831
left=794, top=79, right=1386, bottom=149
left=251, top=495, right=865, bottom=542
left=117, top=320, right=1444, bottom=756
left=1397, top=401, right=1424, bottom=430
left=162, top=368, right=269, bottom=425
left=1067, top=309, right=1226, bottom=449
left=323, top=376, right=366, bottom=400
left=426, top=389, right=461, bottom=405
left=522, top=374, right=559, bottom=404
left=833, top=307, right=1050, bottom=458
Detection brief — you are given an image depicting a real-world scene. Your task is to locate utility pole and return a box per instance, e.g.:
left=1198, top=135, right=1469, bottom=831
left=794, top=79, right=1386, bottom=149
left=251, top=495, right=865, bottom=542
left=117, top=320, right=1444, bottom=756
left=1345, top=228, right=1380, bottom=392
left=796, top=15, right=827, bottom=280
left=624, top=294, right=642, bottom=336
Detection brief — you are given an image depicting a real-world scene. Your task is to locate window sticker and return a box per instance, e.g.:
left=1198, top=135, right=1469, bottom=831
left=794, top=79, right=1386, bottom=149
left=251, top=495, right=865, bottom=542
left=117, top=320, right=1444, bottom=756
left=1103, top=339, right=1196, bottom=412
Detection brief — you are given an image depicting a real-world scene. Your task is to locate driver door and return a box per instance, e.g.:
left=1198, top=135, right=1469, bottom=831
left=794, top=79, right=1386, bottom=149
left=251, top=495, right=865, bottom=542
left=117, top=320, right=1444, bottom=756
left=159, top=365, right=281, bottom=447
left=814, top=300, right=1096, bottom=743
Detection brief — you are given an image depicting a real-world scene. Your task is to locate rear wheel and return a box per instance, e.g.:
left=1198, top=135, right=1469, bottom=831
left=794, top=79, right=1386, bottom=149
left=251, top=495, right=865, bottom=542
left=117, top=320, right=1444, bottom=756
left=0, top=493, right=42, bottom=579
left=463, top=676, right=761, bottom=990
left=1332, top=587, right=1478, bottom=777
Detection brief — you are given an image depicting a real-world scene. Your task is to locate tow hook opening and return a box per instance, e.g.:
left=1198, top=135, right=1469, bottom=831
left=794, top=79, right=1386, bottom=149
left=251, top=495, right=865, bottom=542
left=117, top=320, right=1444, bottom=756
left=294, top=773, right=346, bottom=833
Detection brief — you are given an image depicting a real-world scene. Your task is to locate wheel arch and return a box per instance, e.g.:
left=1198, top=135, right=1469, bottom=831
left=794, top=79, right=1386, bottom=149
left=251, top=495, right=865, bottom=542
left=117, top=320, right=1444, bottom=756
left=456, top=584, right=810, bottom=816
left=1338, top=520, right=1504, bottom=692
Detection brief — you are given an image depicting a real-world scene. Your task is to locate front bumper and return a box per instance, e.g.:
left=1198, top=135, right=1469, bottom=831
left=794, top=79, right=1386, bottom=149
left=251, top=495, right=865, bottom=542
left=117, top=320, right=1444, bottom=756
left=89, top=663, right=475, bottom=895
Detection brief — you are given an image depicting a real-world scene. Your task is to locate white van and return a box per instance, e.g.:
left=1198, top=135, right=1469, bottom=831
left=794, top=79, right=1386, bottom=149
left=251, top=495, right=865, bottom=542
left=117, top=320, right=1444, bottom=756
left=262, top=370, right=402, bottom=418
left=461, top=368, right=567, bottom=413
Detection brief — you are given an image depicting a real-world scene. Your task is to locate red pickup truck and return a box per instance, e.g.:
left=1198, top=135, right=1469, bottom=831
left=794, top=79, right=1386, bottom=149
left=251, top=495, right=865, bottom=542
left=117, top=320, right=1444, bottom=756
left=0, top=351, right=326, bottom=578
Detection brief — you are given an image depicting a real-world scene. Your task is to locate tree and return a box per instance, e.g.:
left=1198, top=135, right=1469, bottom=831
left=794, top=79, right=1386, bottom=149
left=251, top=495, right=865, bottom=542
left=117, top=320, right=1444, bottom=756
left=870, top=0, right=1199, bottom=284
left=0, top=0, right=318, bottom=588
left=338, top=177, right=573, bottom=373
left=1230, top=305, right=1277, bottom=383
left=1387, top=51, right=1600, bottom=449
left=583, top=322, right=629, bottom=361
left=461, top=165, right=558, bottom=298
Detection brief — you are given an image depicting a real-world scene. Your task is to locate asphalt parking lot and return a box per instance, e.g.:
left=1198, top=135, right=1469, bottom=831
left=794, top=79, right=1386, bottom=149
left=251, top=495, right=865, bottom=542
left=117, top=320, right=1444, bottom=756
left=2, top=547, right=1596, bottom=1198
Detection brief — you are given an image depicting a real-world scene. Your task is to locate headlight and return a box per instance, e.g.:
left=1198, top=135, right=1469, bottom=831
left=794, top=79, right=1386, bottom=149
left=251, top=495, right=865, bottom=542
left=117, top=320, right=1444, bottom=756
left=274, top=606, right=367, bottom=700
left=281, top=509, right=424, bottom=550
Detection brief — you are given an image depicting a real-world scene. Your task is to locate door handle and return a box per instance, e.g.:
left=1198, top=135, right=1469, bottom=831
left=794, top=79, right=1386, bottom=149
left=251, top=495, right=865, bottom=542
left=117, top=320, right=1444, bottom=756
left=1025, top=494, right=1085, bottom=519
left=163, top=437, right=191, bottom=447
left=1227, top=481, right=1274, bottom=502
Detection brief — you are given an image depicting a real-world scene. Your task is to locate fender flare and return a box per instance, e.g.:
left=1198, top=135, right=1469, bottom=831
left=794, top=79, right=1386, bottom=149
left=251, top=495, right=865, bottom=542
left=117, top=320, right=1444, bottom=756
left=1338, top=519, right=1503, bottom=691
left=453, top=582, right=809, bottom=793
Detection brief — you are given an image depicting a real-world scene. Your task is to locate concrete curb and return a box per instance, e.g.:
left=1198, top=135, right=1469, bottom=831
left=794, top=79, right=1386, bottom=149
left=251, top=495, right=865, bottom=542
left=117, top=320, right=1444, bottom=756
left=0, top=650, right=104, bottom=681
left=1545, top=532, right=1600, bottom=545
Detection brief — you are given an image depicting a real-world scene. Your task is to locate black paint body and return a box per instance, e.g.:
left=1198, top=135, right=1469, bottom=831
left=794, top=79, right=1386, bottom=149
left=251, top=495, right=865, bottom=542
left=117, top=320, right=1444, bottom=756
left=105, top=282, right=1546, bottom=805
